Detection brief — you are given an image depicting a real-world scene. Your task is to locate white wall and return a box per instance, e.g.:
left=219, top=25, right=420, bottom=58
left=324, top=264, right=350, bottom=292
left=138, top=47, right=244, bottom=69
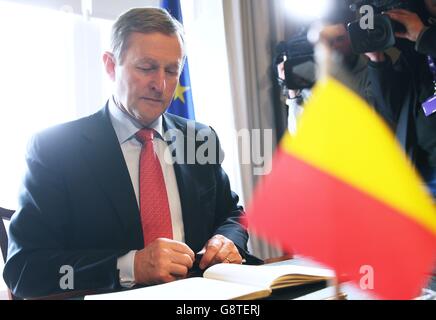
left=181, top=0, right=245, bottom=203
left=92, top=0, right=160, bottom=20
left=1, top=0, right=160, bottom=19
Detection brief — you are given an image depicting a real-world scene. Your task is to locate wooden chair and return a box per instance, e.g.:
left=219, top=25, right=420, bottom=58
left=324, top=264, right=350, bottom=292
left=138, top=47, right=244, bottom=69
left=0, top=207, right=16, bottom=300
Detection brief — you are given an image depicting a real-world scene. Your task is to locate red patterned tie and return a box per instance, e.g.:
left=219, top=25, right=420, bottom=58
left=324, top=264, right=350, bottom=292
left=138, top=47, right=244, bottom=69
left=136, top=128, right=173, bottom=246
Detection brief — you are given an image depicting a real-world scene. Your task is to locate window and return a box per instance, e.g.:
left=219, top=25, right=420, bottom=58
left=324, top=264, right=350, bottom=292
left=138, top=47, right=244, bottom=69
left=0, top=1, right=113, bottom=209
left=181, top=0, right=244, bottom=203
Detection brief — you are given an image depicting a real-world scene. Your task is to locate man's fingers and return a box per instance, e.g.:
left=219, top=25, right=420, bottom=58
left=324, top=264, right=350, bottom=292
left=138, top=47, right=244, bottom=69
left=157, top=273, right=178, bottom=284
left=386, top=12, right=407, bottom=24
left=212, top=242, right=234, bottom=264
left=199, top=237, right=223, bottom=270
left=224, top=252, right=243, bottom=264
left=163, top=239, right=195, bottom=262
left=169, top=263, right=190, bottom=278
left=215, top=242, right=243, bottom=265
left=395, top=32, right=407, bottom=39
left=386, top=9, right=411, bottom=16
left=171, top=252, right=194, bottom=269
left=199, top=235, right=243, bottom=268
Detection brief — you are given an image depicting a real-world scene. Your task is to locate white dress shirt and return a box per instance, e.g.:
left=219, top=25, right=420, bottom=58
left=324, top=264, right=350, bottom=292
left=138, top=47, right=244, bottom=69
left=286, top=88, right=311, bottom=135
left=108, top=97, right=184, bottom=287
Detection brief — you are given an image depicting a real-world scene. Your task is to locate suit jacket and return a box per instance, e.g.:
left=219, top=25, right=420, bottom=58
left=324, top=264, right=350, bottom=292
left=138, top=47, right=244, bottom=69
left=367, top=30, right=436, bottom=175
left=3, top=105, right=249, bottom=298
left=416, top=26, right=436, bottom=57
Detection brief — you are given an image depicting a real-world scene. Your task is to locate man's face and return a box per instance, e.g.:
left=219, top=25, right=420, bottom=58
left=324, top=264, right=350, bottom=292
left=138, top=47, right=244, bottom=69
left=109, top=32, right=184, bottom=126
left=321, top=24, right=352, bottom=58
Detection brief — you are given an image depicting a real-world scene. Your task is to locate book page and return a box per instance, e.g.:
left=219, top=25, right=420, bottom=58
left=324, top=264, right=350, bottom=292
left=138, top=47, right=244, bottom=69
left=85, top=277, right=271, bottom=300
left=203, top=263, right=334, bottom=289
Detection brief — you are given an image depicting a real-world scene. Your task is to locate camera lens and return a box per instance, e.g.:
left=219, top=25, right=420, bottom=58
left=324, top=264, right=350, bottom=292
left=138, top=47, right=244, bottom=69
left=368, top=22, right=388, bottom=42
left=347, top=14, right=396, bottom=53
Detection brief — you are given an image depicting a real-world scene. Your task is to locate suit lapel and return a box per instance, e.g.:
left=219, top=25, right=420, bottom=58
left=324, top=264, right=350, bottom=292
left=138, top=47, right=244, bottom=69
left=163, top=114, right=206, bottom=251
left=77, top=109, right=208, bottom=250
left=80, top=105, right=143, bottom=247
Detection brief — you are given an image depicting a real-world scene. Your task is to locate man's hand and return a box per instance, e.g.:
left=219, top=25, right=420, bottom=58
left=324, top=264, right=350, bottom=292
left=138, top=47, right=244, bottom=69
left=364, top=51, right=386, bottom=63
left=288, top=89, right=302, bottom=99
left=134, top=238, right=195, bottom=285
left=198, top=235, right=243, bottom=270
left=386, top=9, right=425, bottom=42
left=277, top=61, right=286, bottom=81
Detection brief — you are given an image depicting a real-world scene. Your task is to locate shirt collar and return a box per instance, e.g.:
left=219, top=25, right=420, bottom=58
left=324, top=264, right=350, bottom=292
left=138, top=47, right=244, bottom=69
left=108, top=96, right=164, bottom=144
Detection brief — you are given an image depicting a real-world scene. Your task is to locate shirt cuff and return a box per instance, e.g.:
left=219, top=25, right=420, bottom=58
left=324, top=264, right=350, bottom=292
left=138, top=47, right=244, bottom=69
left=117, top=250, right=137, bottom=288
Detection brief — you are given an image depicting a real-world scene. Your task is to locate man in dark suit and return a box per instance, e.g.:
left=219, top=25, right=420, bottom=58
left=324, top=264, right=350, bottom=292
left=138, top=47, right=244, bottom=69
left=3, top=7, right=249, bottom=299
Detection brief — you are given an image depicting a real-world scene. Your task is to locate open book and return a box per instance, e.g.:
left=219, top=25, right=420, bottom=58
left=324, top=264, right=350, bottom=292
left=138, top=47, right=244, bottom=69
left=86, top=261, right=334, bottom=300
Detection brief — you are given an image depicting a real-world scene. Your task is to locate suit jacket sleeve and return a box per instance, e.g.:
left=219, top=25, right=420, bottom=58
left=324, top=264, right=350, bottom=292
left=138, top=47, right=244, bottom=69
left=416, top=26, right=436, bottom=57
left=3, top=132, right=125, bottom=299
left=367, top=54, right=412, bottom=130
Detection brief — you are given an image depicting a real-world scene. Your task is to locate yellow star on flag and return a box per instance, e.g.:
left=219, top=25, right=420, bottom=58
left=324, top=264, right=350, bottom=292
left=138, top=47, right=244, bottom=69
left=173, top=82, right=190, bottom=104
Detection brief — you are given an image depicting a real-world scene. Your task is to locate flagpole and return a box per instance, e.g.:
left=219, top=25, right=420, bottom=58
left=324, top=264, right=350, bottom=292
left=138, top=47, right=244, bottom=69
left=334, top=276, right=346, bottom=300
left=323, top=275, right=346, bottom=300
left=314, top=24, right=347, bottom=301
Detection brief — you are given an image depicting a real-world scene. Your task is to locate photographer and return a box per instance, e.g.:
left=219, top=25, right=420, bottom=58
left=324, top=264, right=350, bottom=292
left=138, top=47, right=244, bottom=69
left=276, top=23, right=371, bottom=134
left=366, top=0, right=436, bottom=197
left=276, top=57, right=311, bottom=135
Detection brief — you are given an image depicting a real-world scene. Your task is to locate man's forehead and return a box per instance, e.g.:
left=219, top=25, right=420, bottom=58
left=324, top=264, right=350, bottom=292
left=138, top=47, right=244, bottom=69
left=127, top=31, right=183, bottom=48
left=123, top=33, right=183, bottom=62
left=135, top=57, right=182, bottom=66
left=127, top=32, right=183, bottom=54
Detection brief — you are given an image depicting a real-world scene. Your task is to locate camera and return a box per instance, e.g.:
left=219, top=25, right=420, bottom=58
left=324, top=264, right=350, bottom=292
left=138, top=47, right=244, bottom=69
left=275, top=33, right=316, bottom=91
left=347, top=0, right=411, bottom=53
left=348, top=0, right=411, bottom=14
left=275, top=0, right=415, bottom=90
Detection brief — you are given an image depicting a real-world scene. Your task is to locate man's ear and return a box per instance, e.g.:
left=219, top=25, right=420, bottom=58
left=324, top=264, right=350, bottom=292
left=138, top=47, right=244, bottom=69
left=103, top=52, right=116, bottom=81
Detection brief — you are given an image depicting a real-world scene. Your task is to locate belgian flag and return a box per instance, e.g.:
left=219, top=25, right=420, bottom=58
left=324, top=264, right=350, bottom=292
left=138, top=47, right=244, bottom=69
left=246, top=75, right=436, bottom=299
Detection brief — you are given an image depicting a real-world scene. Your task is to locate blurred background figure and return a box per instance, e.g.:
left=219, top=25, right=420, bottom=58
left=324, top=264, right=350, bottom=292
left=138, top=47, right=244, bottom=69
left=274, top=21, right=371, bottom=135
left=365, top=0, right=436, bottom=199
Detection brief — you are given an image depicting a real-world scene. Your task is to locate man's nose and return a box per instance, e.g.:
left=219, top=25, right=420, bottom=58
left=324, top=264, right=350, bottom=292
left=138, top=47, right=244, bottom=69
left=150, top=70, right=166, bottom=93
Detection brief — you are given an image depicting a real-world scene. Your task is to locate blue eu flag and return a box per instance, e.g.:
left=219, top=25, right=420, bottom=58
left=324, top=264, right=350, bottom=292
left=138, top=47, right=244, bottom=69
left=161, top=0, right=195, bottom=120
